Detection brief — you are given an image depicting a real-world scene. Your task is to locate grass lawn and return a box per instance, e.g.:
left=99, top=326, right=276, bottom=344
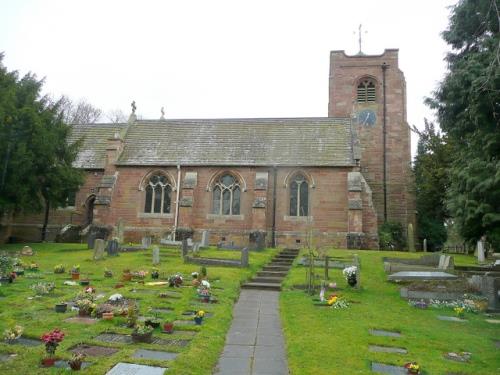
left=0, top=243, right=277, bottom=374
left=280, top=249, right=500, bottom=375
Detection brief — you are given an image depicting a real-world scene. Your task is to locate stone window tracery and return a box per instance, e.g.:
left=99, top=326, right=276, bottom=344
left=289, top=173, right=308, bottom=216
left=357, top=79, right=376, bottom=103
left=144, top=174, right=172, bottom=214
left=212, top=174, right=241, bottom=215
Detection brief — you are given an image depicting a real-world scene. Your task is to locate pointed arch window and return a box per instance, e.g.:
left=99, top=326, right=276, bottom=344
left=357, top=79, right=376, bottom=103
left=290, top=174, right=308, bottom=216
left=212, top=174, right=241, bottom=215
left=144, top=174, right=172, bottom=214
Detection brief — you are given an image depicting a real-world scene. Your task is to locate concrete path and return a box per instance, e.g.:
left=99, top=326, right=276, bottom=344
left=214, top=290, right=288, bottom=375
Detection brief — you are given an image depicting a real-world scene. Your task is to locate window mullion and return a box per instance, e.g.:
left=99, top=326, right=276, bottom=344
left=160, top=184, right=165, bottom=214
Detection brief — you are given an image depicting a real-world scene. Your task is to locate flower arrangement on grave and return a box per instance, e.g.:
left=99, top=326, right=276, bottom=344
left=126, top=303, right=139, bottom=327
left=131, top=323, right=154, bottom=343
left=41, top=328, right=65, bottom=365
left=326, top=294, right=349, bottom=309
left=108, top=293, right=123, bottom=303
left=0, top=255, right=14, bottom=277
left=404, top=362, right=420, bottom=374
left=454, top=306, right=465, bottom=318
left=151, top=268, right=159, bottom=279
left=53, top=264, right=65, bottom=274
left=132, top=270, right=148, bottom=279
left=70, top=265, right=80, bottom=280
left=122, top=268, right=132, bottom=281
left=104, top=268, right=113, bottom=278
left=197, top=279, right=211, bottom=302
left=75, top=291, right=96, bottom=316
left=3, top=325, right=23, bottom=342
left=194, top=310, right=205, bottom=325
left=26, top=263, right=39, bottom=272
left=68, top=352, right=86, bottom=371
left=342, top=266, right=358, bottom=286
left=168, top=273, right=183, bottom=287
left=31, top=282, right=55, bottom=295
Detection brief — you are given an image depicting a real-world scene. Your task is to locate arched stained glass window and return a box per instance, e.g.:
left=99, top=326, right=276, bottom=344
left=290, top=174, right=308, bottom=216
left=144, top=174, right=172, bottom=214
left=357, top=79, right=376, bottom=103
left=212, top=174, right=241, bottom=215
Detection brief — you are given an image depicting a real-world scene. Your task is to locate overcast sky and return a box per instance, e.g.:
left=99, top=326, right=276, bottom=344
left=1, top=0, right=457, bottom=157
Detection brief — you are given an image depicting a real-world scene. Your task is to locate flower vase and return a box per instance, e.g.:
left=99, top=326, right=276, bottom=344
left=163, top=323, right=174, bottom=334
left=42, top=357, right=56, bottom=367
left=347, top=277, right=357, bottom=287
left=71, top=273, right=80, bottom=280
left=194, top=317, right=203, bottom=325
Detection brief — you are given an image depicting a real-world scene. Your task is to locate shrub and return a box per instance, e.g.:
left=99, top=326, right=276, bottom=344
left=379, top=221, right=405, bottom=250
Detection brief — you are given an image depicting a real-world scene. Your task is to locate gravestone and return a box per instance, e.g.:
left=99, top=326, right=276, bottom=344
left=192, top=243, right=200, bottom=253
left=423, top=238, right=427, bottom=252
left=181, top=239, right=188, bottom=258
left=21, top=246, right=34, bottom=256
left=369, top=329, right=402, bottom=338
left=481, top=275, right=500, bottom=311
left=93, top=239, right=106, bottom=260
left=187, top=238, right=193, bottom=247
left=201, top=230, right=209, bottom=247
left=407, top=223, right=415, bottom=252
left=371, top=362, right=407, bottom=375
left=116, top=219, right=125, bottom=243
left=106, top=363, right=167, bottom=375
left=477, top=237, right=486, bottom=263
left=106, top=239, right=119, bottom=256
left=369, top=345, right=407, bottom=354
left=142, top=236, right=152, bottom=248
left=87, top=233, right=97, bottom=249
left=249, top=231, right=266, bottom=250
left=152, top=245, right=160, bottom=265
left=241, top=247, right=249, bottom=267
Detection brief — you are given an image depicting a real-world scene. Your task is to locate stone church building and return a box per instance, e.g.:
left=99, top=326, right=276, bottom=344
left=6, top=49, right=415, bottom=249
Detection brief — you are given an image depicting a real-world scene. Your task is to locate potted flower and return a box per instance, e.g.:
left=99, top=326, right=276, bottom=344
left=131, top=323, right=154, bottom=343
left=40, top=328, right=65, bottom=366
left=122, top=269, right=132, bottom=281
left=342, top=266, right=358, bottom=287
left=102, top=311, right=114, bottom=320
left=68, top=352, right=86, bottom=371
left=71, top=265, right=80, bottom=280
left=55, top=301, right=68, bottom=313
left=194, top=310, right=205, bottom=325
left=54, top=264, right=65, bottom=274
left=145, top=316, right=161, bottom=329
left=126, top=303, right=139, bottom=328
left=151, top=268, right=159, bottom=280
left=104, top=268, right=113, bottom=278
left=31, top=282, right=56, bottom=295
left=404, top=362, right=421, bottom=374
left=163, top=320, right=174, bottom=334
left=0, top=255, right=14, bottom=282
left=3, top=325, right=23, bottom=343
left=168, top=273, right=183, bottom=287
left=75, top=292, right=96, bottom=316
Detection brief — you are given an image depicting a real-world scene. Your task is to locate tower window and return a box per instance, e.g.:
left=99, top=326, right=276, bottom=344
left=357, top=79, right=376, bottom=103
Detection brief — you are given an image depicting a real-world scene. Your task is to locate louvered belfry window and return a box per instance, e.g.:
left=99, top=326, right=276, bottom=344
left=357, top=79, right=376, bottom=103
left=212, top=174, right=241, bottom=215
left=144, top=174, right=172, bottom=214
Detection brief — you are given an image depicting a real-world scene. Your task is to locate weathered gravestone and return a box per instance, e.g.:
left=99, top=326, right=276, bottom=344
left=423, top=238, right=427, bottom=252
left=87, top=233, right=97, bottom=250
left=116, top=218, right=125, bottom=243
left=477, top=236, right=486, bottom=263
left=249, top=231, right=266, bottom=251
left=93, top=239, right=106, bottom=260
left=152, top=246, right=160, bottom=265
left=142, top=236, right=152, bottom=248
left=106, top=239, right=119, bottom=256
left=481, top=275, right=500, bottom=311
left=181, top=239, right=188, bottom=258
left=241, top=247, right=249, bottom=267
left=201, top=230, right=209, bottom=247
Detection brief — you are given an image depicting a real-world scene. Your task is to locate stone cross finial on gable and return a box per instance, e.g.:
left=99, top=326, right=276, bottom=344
left=355, top=24, right=367, bottom=55
left=160, top=106, right=165, bottom=120
left=131, top=100, right=136, bottom=114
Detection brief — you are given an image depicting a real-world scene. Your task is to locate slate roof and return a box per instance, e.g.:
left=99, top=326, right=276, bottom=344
left=68, top=123, right=128, bottom=169
left=70, top=118, right=357, bottom=168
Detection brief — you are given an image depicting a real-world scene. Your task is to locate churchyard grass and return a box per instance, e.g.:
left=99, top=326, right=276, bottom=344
left=281, top=249, right=500, bottom=375
left=0, top=243, right=277, bottom=374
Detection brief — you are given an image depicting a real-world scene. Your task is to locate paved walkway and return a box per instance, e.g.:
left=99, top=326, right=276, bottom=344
left=214, top=290, right=288, bottom=375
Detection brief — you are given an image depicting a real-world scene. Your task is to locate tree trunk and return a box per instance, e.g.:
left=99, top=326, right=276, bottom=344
left=41, top=197, right=50, bottom=241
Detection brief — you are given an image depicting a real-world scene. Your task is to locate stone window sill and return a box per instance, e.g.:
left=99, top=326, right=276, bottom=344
left=138, top=213, right=174, bottom=219
left=206, top=214, right=245, bottom=221
left=284, top=215, right=313, bottom=222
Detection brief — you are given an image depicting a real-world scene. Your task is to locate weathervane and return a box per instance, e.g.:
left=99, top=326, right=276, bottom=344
left=160, top=106, right=165, bottom=120
left=131, top=100, right=136, bottom=114
left=356, top=24, right=367, bottom=55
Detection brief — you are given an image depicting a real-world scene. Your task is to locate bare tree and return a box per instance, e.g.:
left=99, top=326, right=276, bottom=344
left=105, top=109, right=127, bottom=123
left=58, top=96, right=102, bottom=124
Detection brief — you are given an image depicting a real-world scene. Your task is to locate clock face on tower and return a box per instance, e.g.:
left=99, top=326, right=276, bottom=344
left=357, top=109, right=377, bottom=126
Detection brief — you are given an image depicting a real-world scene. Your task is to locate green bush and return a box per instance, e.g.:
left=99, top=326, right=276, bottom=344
left=378, top=221, right=405, bottom=250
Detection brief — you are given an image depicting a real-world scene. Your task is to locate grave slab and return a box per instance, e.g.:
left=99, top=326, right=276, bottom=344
left=94, top=333, right=191, bottom=347
left=485, top=319, right=500, bottom=324
left=437, top=315, right=467, bottom=322
left=106, top=362, right=167, bottom=375
left=369, top=329, right=402, bottom=338
left=6, top=337, right=41, bottom=346
left=369, top=345, right=407, bottom=354
left=444, top=351, right=471, bottom=362
left=54, top=360, right=92, bottom=370
left=388, top=271, right=458, bottom=281
left=65, top=316, right=98, bottom=324
left=0, top=353, right=16, bottom=361
left=132, top=349, right=178, bottom=361
left=173, top=320, right=196, bottom=326
left=371, top=362, right=407, bottom=375
left=71, top=344, right=119, bottom=357
left=151, top=308, right=173, bottom=314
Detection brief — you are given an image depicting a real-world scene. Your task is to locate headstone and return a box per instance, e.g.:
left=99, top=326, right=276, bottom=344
left=87, top=233, right=97, bottom=249
left=142, top=236, right=152, bottom=248
left=21, top=246, right=34, bottom=256
left=181, top=239, right=188, bottom=258
left=105, top=362, right=167, bottom=375
left=93, top=239, right=106, bottom=260
left=438, top=255, right=446, bottom=269
left=407, top=223, right=415, bottom=252
left=481, top=275, right=500, bottom=311
left=249, top=231, right=266, bottom=250
left=106, top=239, right=119, bottom=256
left=201, top=230, right=209, bottom=247
left=152, top=246, right=160, bottom=265
left=192, top=243, right=200, bottom=253
left=241, top=247, right=249, bottom=267
left=477, top=236, right=486, bottom=263
left=116, top=219, right=125, bottom=243
left=187, top=238, right=193, bottom=247
left=423, top=238, right=427, bottom=252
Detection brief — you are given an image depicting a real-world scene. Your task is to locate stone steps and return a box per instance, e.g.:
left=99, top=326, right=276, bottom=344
left=242, top=249, right=300, bottom=291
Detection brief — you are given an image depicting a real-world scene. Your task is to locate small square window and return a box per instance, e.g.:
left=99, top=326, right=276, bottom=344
left=296, top=239, right=301, bottom=244
left=221, top=236, right=226, bottom=241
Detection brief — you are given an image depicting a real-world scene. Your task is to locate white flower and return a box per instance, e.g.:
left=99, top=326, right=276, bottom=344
left=342, top=266, right=357, bottom=279
left=201, top=280, right=210, bottom=289
left=108, top=293, right=123, bottom=302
